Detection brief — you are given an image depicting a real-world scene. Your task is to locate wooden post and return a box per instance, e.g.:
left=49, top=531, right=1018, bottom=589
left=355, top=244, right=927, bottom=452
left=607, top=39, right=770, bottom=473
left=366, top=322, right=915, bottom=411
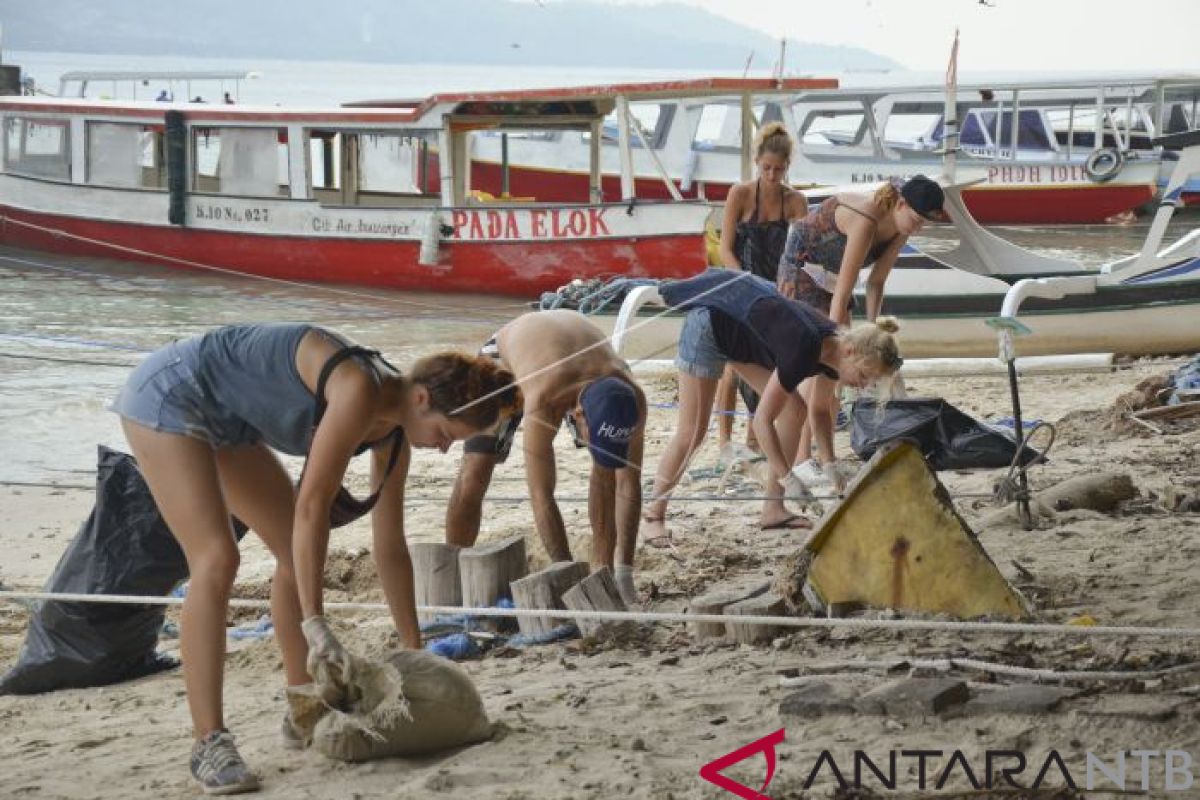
left=510, top=561, right=589, bottom=637
left=687, top=582, right=768, bottom=640
left=562, top=567, right=630, bottom=638
left=725, top=593, right=788, bottom=645
left=458, top=535, right=527, bottom=609
left=410, top=543, right=461, bottom=622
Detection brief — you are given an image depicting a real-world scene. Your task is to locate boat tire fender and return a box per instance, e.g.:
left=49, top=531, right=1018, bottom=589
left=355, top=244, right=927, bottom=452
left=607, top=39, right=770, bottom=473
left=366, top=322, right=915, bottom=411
left=1085, top=147, right=1124, bottom=184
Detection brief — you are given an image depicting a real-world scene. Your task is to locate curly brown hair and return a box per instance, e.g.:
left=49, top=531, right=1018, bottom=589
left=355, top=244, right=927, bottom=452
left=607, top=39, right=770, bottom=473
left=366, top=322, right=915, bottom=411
left=410, top=352, right=521, bottom=429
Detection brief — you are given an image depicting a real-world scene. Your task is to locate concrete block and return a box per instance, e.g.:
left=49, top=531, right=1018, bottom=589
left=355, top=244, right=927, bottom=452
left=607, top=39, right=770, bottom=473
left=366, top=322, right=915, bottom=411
left=963, top=684, right=1077, bottom=715
left=779, top=681, right=860, bottom=717
left=858, top=677, right=969, bottom=716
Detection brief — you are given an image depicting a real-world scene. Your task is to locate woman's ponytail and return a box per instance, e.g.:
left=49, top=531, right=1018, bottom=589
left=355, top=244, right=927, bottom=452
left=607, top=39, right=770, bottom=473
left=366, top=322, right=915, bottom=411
left=411, top=352, right=522, bottom=429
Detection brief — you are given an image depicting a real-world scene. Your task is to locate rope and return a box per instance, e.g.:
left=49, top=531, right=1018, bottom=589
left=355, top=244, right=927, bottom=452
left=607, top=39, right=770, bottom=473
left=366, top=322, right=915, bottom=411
left=0, top=216, right=529, bottom=318
left=0, top=479, right=996, bottom=502
left=778, top=657, right=1200, bottom=685
left=2, top=590, right=1198, bottom=640
left=0, top=351, right=138, bottom=368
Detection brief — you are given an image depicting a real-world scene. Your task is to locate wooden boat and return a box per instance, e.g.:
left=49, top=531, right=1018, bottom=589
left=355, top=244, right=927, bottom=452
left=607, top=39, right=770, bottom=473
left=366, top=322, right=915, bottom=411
left=0, top=81, right=800, bottom=296
left=603, top=130, right=1200, bottom=360
left=467, top=75, right=1200, bottom=224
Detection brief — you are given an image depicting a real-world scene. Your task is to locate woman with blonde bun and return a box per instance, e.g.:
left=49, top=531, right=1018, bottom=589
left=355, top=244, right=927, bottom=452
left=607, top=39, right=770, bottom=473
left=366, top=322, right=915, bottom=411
left=642, top=269, right=902, bottom=548
left=714, top=120, right=809, bottom=457
left=111, top=323, right=519, bottom=795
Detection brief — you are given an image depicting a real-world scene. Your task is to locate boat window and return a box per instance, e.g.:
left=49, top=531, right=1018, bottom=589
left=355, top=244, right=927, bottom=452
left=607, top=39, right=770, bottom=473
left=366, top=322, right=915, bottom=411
left=85, top=122, right=165, bottom=190
left=691, top=103, right=771, bottom=152
left=587, top=103, right=673, bottom=149
left=796, top=110, right=867, bottom=148
left=192, top=126, right=289, bottom=196
left=358, top=132, right=439, bottom=195
left=964, top=110, right=1052, bottom=154
left=882, top=112, right=941, bottom=151
left=3, top=117, right=71, bottom=181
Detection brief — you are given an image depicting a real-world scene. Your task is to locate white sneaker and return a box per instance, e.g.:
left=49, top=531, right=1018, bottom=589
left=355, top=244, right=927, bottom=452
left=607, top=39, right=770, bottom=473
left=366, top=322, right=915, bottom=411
left=791, top=458, right=832, bottom=490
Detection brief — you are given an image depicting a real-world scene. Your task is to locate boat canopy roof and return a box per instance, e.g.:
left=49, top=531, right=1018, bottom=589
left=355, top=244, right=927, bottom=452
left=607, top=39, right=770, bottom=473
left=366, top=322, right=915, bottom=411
left=792, top=74, right=1200, bottom=106
left=5, top=76, right=840, bottom=131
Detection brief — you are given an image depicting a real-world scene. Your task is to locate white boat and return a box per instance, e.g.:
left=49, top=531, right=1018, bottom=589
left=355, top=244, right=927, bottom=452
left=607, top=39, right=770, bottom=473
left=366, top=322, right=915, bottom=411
left=468, top=75, right=1200, bottom=224
left=603, top=129, right=1200, bottom=360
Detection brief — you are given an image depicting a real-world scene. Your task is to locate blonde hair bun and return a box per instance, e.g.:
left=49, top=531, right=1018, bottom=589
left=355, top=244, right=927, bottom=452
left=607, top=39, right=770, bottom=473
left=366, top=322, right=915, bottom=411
left=874, top=315, right=900, bottom=334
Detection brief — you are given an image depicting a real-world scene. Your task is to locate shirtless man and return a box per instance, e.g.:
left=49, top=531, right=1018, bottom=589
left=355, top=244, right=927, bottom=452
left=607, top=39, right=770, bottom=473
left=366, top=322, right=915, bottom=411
left=446, top=310, right=646, bottom=604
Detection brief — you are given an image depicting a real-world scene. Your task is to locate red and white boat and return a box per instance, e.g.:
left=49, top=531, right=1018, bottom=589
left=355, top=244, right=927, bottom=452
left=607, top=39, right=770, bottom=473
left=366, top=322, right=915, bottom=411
left=0, top=81, right=836, bottom=296
left=467, top=75, right=1200, bottom=224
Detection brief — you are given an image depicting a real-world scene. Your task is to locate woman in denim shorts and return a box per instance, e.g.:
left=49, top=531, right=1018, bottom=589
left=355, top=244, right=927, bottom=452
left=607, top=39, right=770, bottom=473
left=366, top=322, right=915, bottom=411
left=111, top=324, right=517, bottom=794
left=642, top=269, right=903, bottom=548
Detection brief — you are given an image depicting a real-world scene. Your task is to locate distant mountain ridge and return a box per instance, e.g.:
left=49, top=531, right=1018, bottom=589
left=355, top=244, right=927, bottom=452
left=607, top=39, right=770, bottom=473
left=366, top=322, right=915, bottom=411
left=0, top=0, right=901, bottom=72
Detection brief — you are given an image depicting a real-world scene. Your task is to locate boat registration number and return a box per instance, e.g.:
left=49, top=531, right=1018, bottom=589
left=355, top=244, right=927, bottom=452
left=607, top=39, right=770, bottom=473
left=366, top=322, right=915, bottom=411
left=193, top=203, right=271, bottom=223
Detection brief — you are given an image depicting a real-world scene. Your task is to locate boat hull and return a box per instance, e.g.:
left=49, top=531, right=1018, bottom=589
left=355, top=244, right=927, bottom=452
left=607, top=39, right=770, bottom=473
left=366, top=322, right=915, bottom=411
left=0, top=176, right=711, bottom=296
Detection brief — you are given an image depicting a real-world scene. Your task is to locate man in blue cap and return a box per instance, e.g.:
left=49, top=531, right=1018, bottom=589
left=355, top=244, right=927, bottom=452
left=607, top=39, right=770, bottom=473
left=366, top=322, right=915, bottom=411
left=446, top=309, right=646, bottom=604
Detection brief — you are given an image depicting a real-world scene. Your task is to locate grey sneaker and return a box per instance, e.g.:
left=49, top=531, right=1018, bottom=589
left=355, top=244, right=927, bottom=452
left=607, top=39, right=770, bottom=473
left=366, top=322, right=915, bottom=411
left=190, top=729, right=260, bottom=795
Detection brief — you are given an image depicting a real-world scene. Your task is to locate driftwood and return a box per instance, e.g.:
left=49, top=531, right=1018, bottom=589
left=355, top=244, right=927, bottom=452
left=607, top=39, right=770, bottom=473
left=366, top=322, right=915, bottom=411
left=561, top=567, right=631, bottom=637
left=1034, top=472, right=1137, bottom=513
left=1132, top=400, right=1200, bottom=422
left=725, top=593, right=788, bottom=645
left=409, top=543, right=461, bottom=622
left=509, top=561, right=589, bottom=636
left=687, top=582, right=769, bottom=640
left=982, top=471, right=1138, bottom=527
left=458, top=535, right=527, bottom=609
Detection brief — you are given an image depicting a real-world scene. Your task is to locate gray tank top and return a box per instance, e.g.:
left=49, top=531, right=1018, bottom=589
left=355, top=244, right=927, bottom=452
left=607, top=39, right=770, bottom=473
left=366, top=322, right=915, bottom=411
left=185, top=323, right=322, bottom=456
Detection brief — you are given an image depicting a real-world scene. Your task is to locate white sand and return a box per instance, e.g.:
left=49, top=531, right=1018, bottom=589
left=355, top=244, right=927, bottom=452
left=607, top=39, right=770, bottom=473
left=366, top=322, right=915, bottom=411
left=2, top=361, right=1199, bottom=799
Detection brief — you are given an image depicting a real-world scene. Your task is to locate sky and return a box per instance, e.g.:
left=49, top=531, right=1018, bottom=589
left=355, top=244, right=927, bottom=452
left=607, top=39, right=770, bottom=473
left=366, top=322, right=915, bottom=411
left=636, top=0, right=1199, bottom=74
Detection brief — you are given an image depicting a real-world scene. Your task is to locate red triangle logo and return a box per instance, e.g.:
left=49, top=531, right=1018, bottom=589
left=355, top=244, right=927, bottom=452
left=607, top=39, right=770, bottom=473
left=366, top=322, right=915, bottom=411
left=698, top=728, right=786, bottom=800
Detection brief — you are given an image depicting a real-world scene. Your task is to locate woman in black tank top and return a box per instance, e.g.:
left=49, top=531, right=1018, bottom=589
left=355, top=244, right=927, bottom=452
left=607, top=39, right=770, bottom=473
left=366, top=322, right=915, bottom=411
left=715, top=121, right=808, bottom=456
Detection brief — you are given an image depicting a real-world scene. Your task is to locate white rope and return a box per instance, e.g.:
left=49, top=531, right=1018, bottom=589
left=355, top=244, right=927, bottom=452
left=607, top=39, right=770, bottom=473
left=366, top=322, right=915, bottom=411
left=778, top=657, right=1200, bottom=686
left=2, top=590, right=1198, bottom=640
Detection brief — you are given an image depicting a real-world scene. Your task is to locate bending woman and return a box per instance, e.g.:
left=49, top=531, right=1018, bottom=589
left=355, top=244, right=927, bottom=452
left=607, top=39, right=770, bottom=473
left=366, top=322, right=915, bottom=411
left=715, top=120, right=808, bottom=455
left=112, top=323, right=517, bottom=795
left=641, top=269, right=902, bottom=546
left=777, top=175, right=944, bottom=484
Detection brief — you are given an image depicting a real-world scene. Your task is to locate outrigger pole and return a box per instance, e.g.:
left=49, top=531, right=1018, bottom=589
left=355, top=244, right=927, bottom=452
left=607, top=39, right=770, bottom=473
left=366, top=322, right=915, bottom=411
left=939, top=30, right=1038, bottom=529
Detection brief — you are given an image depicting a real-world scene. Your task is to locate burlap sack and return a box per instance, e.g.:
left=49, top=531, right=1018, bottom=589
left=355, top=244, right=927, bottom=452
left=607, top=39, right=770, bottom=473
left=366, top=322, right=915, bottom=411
left=287, top=650, right=493, bottom=762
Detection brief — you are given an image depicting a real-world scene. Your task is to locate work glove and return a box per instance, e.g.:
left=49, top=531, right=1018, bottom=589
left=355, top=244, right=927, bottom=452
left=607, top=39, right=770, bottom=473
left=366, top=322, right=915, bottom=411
left=301, top=615, right=352, bottom=687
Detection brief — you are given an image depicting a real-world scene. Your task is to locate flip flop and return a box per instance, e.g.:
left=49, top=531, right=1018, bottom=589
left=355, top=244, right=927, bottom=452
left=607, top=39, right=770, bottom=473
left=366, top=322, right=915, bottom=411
left=760, top=514, right=812, bottom=531
left=642, top=531, right=677, bottom=551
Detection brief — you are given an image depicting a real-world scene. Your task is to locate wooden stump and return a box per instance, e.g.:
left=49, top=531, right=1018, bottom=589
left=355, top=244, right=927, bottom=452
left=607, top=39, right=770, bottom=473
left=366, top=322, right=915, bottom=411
left=458, top=535, right=527, bottom=609
left=510, top=561, right=589, bottom=637
left=687, top=582, right=768, bottom=640
left=410, top=543, right=462, bottom=622
left=725, top=593, right=788, bottom=645
left=1035, top=472, right=1137, bottom=513
left=562, top=567, right=630, bottom=637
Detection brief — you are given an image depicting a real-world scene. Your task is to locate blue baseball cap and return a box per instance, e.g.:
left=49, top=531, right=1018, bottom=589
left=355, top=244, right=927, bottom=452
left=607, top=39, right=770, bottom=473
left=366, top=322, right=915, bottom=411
left=578, top=377, right=639, bottom=469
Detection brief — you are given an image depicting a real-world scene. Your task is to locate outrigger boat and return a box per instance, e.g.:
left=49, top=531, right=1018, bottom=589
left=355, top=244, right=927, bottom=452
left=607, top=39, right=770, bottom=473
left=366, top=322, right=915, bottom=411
left=469, top=75, right=1200, bottom=224
left=606, top=129, right=1200, bottom=360
left=0, top=80, right=850, bottom=295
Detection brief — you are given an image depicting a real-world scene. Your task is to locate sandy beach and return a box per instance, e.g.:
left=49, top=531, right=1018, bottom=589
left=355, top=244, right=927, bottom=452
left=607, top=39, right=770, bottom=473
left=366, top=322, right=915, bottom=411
left=2, top=358, right=1199, bottom=799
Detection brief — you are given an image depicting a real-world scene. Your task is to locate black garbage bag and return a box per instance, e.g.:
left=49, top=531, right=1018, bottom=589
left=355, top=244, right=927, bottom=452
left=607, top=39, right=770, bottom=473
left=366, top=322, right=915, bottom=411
left=0, top=446, right=246, bottom=695
left=850, top=397, right=1042, bottom=471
